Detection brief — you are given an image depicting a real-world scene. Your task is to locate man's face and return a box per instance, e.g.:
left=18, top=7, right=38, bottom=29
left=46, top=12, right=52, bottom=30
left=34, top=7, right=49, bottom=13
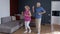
left=37, top=3, right=41, bottom=7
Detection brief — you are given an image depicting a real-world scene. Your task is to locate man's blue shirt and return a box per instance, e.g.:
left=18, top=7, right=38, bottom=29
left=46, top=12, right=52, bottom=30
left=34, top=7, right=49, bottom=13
left=34, top=7, right=45, bottom=19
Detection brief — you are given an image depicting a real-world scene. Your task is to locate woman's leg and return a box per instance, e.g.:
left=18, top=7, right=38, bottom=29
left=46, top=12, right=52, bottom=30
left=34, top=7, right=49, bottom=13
left=26, top=21, right=31, bottom=33
left=24, top=21, right=28, bottom=33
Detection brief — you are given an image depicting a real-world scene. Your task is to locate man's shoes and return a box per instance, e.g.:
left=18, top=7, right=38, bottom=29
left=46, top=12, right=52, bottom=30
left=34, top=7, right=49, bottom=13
left=37, top=33, right=40, bottom=34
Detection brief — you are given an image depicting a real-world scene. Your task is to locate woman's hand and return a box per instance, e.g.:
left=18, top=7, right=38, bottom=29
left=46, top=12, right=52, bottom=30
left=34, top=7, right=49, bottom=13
left=25, top=14, right=29, bottom=16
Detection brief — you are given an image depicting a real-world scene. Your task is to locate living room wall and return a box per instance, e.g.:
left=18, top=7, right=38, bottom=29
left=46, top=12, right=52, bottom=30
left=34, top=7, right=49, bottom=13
left=0, top=0, right=10, bottom=18
left=0, top=0, right=10, bottom=24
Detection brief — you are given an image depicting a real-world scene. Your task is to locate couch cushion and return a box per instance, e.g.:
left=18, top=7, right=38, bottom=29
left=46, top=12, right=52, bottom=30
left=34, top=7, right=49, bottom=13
left=11, top=16, right=16, bottom=21
left=1, top=16, right=12, bottom=24
left=0, top=21, right=19, bottom=29
left=0, top=21, right=20, bottom=33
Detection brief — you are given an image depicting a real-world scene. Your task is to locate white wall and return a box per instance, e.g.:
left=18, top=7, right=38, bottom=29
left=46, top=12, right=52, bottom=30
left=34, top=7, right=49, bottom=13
left=0, top=0, right=10, bottom=24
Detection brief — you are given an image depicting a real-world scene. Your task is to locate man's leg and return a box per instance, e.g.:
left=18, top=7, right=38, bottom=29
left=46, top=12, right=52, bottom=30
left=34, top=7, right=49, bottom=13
left=35, top=18, right=41, bottom=34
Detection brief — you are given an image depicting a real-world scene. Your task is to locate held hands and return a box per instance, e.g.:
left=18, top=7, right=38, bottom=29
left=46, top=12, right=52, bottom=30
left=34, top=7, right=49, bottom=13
left=25, top=14, right=31, bottom=17
left=25, top=14, right=29, bottom=16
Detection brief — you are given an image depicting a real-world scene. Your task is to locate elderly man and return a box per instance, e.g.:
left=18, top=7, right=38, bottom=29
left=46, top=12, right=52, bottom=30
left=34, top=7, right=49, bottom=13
left=32, top=2, right=46, bottom=34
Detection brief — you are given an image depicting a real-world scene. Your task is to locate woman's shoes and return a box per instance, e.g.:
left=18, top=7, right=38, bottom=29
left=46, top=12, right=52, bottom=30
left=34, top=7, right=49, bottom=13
left=28, top=30, right=31, bottom=33
left=24, top=30, right=31, bottom=34
left=24, top=31, right=27, bottom=33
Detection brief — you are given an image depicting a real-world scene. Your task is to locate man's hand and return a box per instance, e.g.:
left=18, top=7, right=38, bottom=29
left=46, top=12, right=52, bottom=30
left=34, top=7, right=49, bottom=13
left=38, top=11, right=46, bottom=15
left=38, top=13, right=42, bottom=15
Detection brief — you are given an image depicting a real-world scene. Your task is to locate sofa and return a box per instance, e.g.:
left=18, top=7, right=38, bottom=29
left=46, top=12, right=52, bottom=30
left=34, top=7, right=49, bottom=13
left=0, top=16, right=23, bottom=34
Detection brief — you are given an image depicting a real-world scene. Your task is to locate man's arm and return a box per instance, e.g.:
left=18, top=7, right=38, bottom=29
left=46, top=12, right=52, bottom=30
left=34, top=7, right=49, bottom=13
left=40, top=10, right=46, bottom=14
left=32, top=6, right=34, bottom=13
left=39, top=7, right=46, bottom=15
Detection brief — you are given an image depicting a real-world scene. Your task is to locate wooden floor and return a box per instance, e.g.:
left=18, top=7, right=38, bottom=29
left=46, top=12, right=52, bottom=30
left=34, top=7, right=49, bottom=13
left=13, top=25, right=60, bottom=34
left=0, top=25, right=60, bottom=34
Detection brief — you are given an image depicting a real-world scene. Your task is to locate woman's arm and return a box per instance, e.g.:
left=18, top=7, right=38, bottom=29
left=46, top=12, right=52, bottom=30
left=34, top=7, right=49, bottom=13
left=29, top=11, right=32, bottom=16
left=22, top=11, right=27, bottom=16
left=21, top=12, right=23, bottom=15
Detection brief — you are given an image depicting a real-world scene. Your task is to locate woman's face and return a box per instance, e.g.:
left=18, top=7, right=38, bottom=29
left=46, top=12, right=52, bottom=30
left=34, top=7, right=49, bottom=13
left=37, top=3, right=41, bottom=7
